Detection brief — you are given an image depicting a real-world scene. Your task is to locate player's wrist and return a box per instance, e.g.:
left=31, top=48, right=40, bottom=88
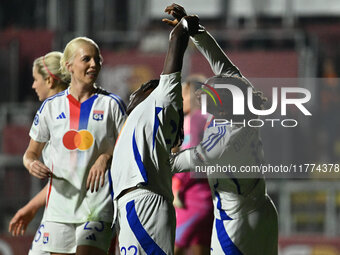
left=25, top=200, right=42, bottom=214
left=180, top=16, right=200, bottom=36
left=29, top=160, right=35, bottom=169
left=27, top=159, right=37, bottom=175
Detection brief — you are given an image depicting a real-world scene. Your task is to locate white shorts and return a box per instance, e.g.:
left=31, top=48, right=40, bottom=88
left=117, top=188, right=176, bottom=255
left=41, top=221, right=113, bottom=253
left=28, top=221, right=50, bottom=255
left=210, top=195, right=278, bottom=255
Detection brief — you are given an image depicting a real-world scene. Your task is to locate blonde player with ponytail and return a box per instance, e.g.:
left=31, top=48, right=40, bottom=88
left=9, top=51, right=68, bottom=255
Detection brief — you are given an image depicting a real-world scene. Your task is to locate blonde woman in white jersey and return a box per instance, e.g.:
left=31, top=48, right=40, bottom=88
left=165, top=4, right=278, bottom=255
left=9, top=51, right=68, bottom=255
left=23, top=37, right=126, bottom=255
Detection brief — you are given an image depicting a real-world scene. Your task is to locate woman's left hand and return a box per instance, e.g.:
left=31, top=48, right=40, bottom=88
left=86, top=154, right=112, bottom=192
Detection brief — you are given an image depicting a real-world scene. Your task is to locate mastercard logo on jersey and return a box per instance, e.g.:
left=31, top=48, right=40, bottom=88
left=63, top=130, right=94, bottom=151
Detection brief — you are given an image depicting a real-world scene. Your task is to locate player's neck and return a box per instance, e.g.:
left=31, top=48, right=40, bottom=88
left=47, top=87, right=65, bottom=98
left=69, top=83, right=96, bottom=103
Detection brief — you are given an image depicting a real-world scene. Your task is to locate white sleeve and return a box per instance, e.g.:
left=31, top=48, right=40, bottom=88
left=154, top=72, right=182, bottom=107
left=112, top=97, right=127, bottom=136
left=191, top=30, right=241, bottom=77
left=29, top=107, right=50, bottom=143
left=171, top=149, right=194, bottom=173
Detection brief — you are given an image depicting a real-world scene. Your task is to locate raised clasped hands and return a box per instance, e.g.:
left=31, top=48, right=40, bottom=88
left=162, top=3, right=201, bottom=36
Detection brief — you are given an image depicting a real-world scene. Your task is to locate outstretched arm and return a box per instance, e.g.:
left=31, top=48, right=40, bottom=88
left=8, top=185, right=47, bottom=236
left=191, top=31, right=240, bottom=76
left=162, top=15, right=200, bottom=75
left=163, top=3, right=240, bottom=76
left=171, top=148, right=195, bottom=173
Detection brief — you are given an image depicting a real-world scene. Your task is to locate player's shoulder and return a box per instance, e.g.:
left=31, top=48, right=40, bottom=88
left=95, top=86, right=126, bottom=115
left=95, top=86, right=111, bottom=97
left=157, top=72, right=182, bottom=92
left=37, top=90, right=67, bottom=114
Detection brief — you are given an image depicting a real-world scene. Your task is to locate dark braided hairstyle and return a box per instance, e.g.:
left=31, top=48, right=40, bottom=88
left=140, top=79, right=160, bottom=92
left=126, top=79, right=160, bottom=115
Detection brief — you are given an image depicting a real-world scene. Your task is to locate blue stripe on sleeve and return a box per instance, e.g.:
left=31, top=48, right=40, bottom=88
left=202, top=127, right=222, bottom=150
left=110, top=94, right=126, bottom=116
left=202, top=130, right=221, bottom=148
left=207, top=126, right=226, bottom=152
left=39, top=91, right=65, bottom=113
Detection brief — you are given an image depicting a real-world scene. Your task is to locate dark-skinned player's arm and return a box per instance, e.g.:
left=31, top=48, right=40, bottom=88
left=125, top=15, right=199, bottom=115
left=162, top=15, right=200, bottom=75
left=163, top=3, right=240, bottom=76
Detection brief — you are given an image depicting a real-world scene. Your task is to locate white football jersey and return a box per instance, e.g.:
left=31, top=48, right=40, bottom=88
left=111, top=72, right=182, bottom=203
left=174, top=27, right=277, bottom=254
left=200, top=122, right=266, bottom=217
left=191, top=30, right=241, bottom=77
left=30, top=87, right=126, bottom=223
left=191, top=30, right=267, bottom=217
left=172, top=121, right=266, bottom=218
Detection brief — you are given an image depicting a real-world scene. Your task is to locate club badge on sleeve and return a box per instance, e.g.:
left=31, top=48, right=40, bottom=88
left=93, top=110, right=104, bottom=121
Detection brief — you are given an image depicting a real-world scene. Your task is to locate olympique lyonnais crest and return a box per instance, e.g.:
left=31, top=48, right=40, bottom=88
left=93, top=110, right=104, bottom=121
left=43, top=232, right=49, bottom=244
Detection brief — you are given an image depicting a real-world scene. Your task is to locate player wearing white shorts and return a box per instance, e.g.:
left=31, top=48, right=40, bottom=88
left=110, top=16, right=200, bottom=255
left=28, top=186, right=48, bottom=255
left=9, top=52, right=68, bottom=255
left=166, top=4, right=278, bottom=255
left=24, top=37, right=126, bottom=254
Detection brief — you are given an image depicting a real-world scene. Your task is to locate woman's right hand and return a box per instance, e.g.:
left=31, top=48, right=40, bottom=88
left=8, top=205, right=37, bottom=236
left=163, top=3, right=187, bottom=27
left=28, top=159, right=51, bottom=179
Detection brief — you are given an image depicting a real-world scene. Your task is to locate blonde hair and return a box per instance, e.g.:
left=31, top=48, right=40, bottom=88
left=33, top=51, right=69, bottom=89
left=60, top=37, right=103, bottom=78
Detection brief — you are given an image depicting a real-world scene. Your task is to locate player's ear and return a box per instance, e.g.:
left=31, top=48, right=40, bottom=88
left=66, top=61, right=73, bottom=74
left=46, top=76, right=54, bottom=89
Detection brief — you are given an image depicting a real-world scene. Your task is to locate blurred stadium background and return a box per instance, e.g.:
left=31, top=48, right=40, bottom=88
left=1, top=0, right=340, bottom=254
